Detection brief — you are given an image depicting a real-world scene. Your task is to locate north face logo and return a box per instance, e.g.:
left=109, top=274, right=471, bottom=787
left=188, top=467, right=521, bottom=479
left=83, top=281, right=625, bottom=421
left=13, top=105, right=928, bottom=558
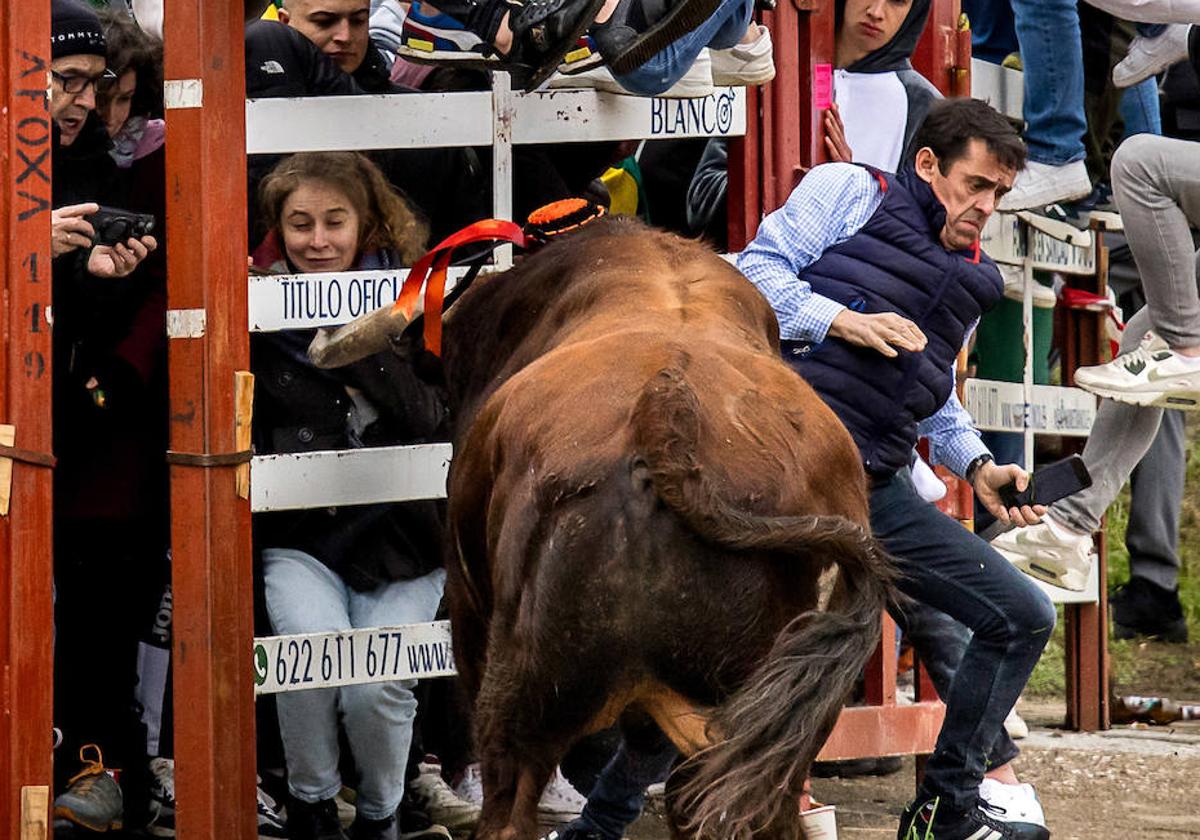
left=260, top=60, right=285, bottom=74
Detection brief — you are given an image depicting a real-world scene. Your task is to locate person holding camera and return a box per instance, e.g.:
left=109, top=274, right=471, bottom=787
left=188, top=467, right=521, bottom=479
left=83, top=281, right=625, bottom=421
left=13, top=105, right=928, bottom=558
left=49, top=0, right=164, bottom=833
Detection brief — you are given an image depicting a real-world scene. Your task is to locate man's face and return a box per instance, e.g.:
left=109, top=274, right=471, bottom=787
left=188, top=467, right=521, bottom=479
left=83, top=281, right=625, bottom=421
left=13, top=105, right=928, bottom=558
left=915, top=139, right=1017, bottom=251
left=279, top=0, right=370, bottom=73
left=50, top=54, right=106, bottom=146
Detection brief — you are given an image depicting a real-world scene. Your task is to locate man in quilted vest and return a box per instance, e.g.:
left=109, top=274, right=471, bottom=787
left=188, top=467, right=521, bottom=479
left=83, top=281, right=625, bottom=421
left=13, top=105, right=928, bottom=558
left=738, top=97, right=1055, bottom=840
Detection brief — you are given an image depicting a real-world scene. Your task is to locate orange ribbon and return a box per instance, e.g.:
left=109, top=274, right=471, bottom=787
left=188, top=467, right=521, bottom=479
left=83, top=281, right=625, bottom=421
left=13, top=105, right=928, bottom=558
left=393, top=219, right=529, bottom=356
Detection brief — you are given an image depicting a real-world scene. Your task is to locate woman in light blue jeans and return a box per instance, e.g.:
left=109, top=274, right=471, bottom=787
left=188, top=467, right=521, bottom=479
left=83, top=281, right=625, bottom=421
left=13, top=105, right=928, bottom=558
left=252, top=152, right=449, bottom=840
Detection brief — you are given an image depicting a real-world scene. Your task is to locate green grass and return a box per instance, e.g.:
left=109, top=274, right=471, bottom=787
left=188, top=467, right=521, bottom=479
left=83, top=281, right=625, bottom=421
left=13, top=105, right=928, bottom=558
left=1025, top=416, right=1200, bottom=700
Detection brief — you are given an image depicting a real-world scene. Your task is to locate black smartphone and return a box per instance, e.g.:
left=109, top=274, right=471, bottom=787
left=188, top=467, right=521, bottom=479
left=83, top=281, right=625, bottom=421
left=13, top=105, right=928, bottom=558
left=977, top=455, right=1092, bottom=542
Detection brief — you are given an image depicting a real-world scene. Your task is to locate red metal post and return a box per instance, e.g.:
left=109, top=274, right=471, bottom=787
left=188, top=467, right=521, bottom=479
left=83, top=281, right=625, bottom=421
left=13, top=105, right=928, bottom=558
left=0, top=1, right=55, bottom=837
left=163, top=3, right=257, bottom=837
left=912, top=0, right=961, bottom=96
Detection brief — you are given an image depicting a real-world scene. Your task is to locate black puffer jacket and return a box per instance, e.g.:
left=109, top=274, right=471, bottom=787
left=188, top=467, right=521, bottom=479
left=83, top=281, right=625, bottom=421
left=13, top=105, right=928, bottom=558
left=250, top=250, right=450, bottom=591
left=52, top=115, right=169, bottom=525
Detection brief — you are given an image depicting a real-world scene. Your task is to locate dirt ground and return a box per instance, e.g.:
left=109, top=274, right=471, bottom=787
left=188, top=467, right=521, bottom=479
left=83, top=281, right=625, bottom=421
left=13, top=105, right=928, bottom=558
left=626, top=700, right=1200, bottom=840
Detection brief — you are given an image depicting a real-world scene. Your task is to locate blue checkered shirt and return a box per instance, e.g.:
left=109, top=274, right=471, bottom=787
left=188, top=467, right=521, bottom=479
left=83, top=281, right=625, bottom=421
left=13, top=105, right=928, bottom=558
left=736, top=163, right=990, bottom=478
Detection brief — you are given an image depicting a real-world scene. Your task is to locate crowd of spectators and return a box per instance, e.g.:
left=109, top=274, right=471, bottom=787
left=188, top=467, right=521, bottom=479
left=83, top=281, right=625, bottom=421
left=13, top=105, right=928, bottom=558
left=42, top=0, right=1200, bottom=839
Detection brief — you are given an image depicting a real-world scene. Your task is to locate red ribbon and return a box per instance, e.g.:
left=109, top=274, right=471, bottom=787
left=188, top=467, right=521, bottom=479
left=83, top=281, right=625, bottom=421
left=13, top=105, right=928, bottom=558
left=393, top=219, right=529, bottom=356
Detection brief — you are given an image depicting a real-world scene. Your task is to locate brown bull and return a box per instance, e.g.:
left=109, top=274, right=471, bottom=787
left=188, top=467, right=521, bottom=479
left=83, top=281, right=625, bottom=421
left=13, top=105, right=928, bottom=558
left=316, top=217, right=893, bottom=840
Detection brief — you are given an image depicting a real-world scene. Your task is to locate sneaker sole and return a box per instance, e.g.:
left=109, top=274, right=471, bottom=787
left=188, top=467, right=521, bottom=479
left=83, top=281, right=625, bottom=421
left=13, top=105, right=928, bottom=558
left=1009, top=555, right=1088, bottom=591
left=398, top=43, right=502, bottom=70
left=53, top=806, right=123, bottom=833
left=607, top=0, right=724, bottom=77
left=711, top=67, right=776, bottom=86
left=999, top=181, right=1093, bottom=213
left=1076, top=382, right=1200, bottom=410
left=1113, top=618, right=1189, bottom=644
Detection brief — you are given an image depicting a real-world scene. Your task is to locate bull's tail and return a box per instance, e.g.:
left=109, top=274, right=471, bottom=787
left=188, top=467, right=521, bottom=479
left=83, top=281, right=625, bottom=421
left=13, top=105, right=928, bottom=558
left=630, top=366, right=894, bottom=840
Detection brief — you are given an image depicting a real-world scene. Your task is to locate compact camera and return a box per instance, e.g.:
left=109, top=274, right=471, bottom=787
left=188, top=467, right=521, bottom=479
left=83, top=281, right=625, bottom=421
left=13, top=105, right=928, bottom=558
left=88, top=206, right=156, bottom=247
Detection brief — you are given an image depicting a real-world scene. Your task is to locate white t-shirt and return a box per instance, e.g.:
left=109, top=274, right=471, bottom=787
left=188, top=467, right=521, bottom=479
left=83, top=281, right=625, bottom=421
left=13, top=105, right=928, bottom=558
left=834, top=69, right=909, bottom=173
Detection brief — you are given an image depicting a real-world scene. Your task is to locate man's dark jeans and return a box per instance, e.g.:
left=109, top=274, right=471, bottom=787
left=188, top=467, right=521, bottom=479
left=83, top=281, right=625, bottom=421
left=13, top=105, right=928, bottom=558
left=873, top=469, right=1054, bottom=810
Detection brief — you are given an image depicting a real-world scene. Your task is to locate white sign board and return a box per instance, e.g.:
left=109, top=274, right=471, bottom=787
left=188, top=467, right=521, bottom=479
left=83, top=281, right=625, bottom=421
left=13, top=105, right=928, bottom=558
left=964, top=379, right=1097, bottom=437
left=980, top=212, right=1096, bottom=275
left=254, top=621, right=456, bottom=695
left=248, top=268, right=473, bottom=333
left=250, top=443, right=451, bottom=512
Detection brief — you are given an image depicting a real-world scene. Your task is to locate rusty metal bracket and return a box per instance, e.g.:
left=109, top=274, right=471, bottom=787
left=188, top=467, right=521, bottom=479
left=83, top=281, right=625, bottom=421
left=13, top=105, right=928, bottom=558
left=0, top=443, right=56, bottom=469
left=166, top=449, right=254, bottom=467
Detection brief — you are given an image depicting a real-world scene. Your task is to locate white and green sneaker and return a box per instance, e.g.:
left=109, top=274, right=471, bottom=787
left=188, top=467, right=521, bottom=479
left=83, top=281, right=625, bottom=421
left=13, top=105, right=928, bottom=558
left=992, top=518, right=1094, bottom=591
left=1073, top=331, right=1200, bottom=409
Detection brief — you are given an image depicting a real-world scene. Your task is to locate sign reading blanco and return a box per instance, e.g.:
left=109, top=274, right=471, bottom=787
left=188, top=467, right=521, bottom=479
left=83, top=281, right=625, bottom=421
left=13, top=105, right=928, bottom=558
left=650, top=88, right=740, bottom=136
left=254, top=620, right=456, bottom=695
left=964, top=379, right=1097, bottom=437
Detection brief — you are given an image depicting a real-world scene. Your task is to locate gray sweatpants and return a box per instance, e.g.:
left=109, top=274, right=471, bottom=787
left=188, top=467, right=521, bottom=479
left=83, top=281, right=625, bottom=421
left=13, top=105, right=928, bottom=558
left=1055, top=134, right=1200, bottom=537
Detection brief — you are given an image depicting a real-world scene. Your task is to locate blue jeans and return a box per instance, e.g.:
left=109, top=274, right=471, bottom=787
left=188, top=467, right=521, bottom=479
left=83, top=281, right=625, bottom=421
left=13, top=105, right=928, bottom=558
left=613, top=0, right=752, bottom=95
left=263, top=548, right=446, bottom=820
left=567, top=728, right=678, bottom=840
left=1121, top=77, right=1163, bottom=138
left=1010, top=0, right=1088, bottom=165
left=872, top=470, right=1054, bottom=811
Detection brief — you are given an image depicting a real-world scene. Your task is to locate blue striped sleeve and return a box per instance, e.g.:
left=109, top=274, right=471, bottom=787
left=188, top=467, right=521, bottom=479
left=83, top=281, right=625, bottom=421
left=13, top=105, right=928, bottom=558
left=736, top=164, right=883, bottom=343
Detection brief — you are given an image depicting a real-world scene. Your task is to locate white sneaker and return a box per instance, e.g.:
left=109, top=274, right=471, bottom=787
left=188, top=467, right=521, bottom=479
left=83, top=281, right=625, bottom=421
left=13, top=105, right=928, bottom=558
left=992, top=517, right=1095, bottom=591
left=546, top=50, right=714, bottom=98
left=255, top=778, right=288, bottom=839
left=410, top=763, right=481, bottom=831
left=1113, top=24, right=1191, bottom=88
left=979, top=779, right=1047, bottom=834
left=1074, top=331, right=1200, bottom=409
left=537, top=767, right=587, bottom=821
left=998, top=159, right=1093, bottom=212
left=1003, top=707, right=1030, bottom=740
left=453, top=763, right=483, bottom=808
left=147, top=757, right=176, bottom=838
left=711, top=24, right=775, bottom=86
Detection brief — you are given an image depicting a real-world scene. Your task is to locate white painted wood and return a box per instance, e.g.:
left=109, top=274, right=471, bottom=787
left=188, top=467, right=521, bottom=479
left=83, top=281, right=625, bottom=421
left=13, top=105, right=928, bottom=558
left=1023, top=226, right=1036, bottom=469
left=249, top=443, right=451, bottom=512
left=964, top=379, right=1097, bottom=437
left=245, top=87, right=747, bottom=155
left=246, top=92, right=494, bottom=153
left=248, top=266, right=473, bottom=332
left=491, top=74, right=515, bottom=271
left=511, top=86, right=747, bottom=144
left=981, top=212, right=1097, bottom=275
left=970, top=58, right=1023, bottom=121
left=254, top=621, right=455, bottom=694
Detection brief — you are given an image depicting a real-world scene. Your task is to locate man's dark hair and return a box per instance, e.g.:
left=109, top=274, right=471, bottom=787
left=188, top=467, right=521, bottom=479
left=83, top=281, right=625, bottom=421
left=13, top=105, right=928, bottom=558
left=911, top=98, right=1026, bottom=173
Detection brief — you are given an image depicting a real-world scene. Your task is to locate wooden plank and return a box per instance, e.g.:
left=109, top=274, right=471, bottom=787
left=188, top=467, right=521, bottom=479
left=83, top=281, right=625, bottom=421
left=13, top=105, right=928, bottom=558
left=1, top=1, right=55, bottom=834
left=234, top=372, right=254, bottom=500
left=19, top=787, right=48, bottom=840
left=250, top=443, right=451, bottom=512
left=164, top=3, right=258, bottom=838
left=0, top=426, right=14, bottom=516
left=818, top=703, right=946, bottom=761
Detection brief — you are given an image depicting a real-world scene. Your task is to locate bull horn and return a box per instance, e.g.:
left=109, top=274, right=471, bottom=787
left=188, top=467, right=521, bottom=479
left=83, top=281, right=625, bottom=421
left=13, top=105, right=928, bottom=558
left=307, top=296, right=424, bottom=369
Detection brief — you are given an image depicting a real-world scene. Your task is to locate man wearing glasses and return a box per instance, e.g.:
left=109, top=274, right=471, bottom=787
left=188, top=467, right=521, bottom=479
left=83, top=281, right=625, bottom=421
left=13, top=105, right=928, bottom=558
left=48, top=0, right=162, bottom=833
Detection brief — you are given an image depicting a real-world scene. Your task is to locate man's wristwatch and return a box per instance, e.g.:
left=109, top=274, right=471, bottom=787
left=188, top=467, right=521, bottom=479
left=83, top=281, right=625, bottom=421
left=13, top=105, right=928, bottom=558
left=965, top=453, right=994, bottom=485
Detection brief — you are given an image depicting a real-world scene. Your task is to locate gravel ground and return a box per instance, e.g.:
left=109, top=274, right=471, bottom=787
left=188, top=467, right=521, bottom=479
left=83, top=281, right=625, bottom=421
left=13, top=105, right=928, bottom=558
left=627, top=701, right=1200, bottom=840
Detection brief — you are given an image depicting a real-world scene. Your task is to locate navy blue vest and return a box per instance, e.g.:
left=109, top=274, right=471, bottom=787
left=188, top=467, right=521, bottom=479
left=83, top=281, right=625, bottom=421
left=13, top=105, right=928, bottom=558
left=784, top=166, right=1003, bottom=476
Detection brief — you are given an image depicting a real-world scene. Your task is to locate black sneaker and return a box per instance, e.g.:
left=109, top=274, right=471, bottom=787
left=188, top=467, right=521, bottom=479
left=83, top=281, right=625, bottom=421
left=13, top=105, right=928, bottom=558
left=288, top=797, right=350, bottom=840
left=507, top=0, right=608, bottom=90
left=1111, top=577, right=1189, bottom=643
left=590, top=0, right=723, bottom=76
left=898, top=796, right=1041, bottom=840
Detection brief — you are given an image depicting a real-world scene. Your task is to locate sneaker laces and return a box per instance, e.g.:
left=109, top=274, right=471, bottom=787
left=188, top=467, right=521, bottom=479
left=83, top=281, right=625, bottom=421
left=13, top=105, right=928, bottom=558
left=67, top=744, right=112, bottom=790
left=1115, top=331, right=1171, bottom=374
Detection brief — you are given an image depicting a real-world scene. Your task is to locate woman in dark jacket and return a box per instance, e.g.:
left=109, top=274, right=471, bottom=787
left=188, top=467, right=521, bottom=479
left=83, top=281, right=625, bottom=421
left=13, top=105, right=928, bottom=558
left=251, top=152, right=447, bottom=840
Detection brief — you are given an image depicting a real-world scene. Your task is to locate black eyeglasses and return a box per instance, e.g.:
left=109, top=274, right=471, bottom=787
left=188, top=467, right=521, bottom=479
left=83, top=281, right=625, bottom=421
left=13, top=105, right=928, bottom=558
left=51, top=67, right=117, bottom=94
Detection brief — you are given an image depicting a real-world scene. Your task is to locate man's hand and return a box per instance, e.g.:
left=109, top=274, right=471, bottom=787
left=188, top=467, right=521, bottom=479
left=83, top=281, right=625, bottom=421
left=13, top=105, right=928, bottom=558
left=823, top=104, right=853, bottom=163
left=972, top=461, right=1046, bottom=527
left=52, top=203, right=99, bottom=257
left=827, top=310, right=927, bottom=358
left=87, top=235, right=157, bottom=279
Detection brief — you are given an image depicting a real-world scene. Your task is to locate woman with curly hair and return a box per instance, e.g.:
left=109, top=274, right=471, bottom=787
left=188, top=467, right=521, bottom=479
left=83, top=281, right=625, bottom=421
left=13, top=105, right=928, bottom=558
left=252, top=152, right=448, bottom=840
